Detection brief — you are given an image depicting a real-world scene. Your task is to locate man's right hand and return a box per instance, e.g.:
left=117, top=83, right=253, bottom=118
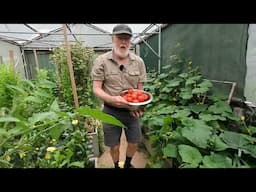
left=109, top=95, right=130, bottom=108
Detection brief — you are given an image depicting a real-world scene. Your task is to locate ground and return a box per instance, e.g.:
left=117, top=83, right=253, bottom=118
left=96, top=130, right=149, bottom=168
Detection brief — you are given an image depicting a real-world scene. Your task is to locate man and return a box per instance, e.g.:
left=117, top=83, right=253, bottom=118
left=91, top=24, right=147, bottom=168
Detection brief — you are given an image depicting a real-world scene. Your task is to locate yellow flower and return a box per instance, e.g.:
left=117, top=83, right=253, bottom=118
left=72, top=119, right=79, bottom=125
left=45, top=153, right=51, bottom=160
left=5, top=155, right=11, bottom=161
left=18, top=151, right=26, bottom=159
left=36, top=147, right=39, bottom=151
left=46, top=147, right=57, bottom=152
left=240, top=116, right=245, bottom=121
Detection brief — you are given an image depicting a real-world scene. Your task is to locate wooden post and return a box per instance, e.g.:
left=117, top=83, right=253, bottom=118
left=33, top=49, right=39, bottom=69
left=63, top=24, right=79, bottom=109
left=9, top=50, right=15, bottom=72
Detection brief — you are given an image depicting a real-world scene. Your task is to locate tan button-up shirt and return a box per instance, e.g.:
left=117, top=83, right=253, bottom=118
left=91, top=50, right=147, bottom=96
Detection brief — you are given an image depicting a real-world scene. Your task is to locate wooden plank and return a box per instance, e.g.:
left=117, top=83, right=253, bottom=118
left=33, top=49, right=39, bottom=69
left=63, top=24, right=79, bottom=109
left=9, top=50, right=15, bottom=72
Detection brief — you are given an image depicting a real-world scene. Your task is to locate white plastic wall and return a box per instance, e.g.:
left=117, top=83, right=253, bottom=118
left=245, top=24, right=256, bottom=104
left=0, top=40, right=25, bottom=78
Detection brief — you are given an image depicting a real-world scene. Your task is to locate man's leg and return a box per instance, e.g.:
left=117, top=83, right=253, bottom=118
left=110, top=144, right=120, bottom=168
left=124, top=142, right=138, bottom=168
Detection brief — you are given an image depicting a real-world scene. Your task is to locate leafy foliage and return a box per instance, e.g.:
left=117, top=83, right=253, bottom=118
left=142, top=44, right=256, bottom=168
left=50, top=41, right=98, bottom=110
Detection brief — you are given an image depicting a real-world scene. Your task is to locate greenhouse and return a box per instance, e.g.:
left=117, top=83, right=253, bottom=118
left=0, top=24, right=256, bottom=168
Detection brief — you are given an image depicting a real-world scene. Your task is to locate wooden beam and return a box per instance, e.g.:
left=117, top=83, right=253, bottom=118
left=9, top=50, right=15, bottom=72
left=63, top=24, right=79, bottom=109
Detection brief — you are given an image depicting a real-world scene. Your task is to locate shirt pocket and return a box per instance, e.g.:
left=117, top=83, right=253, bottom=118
left=125, top=70, right=140, bottom=86
left=105, top=71, right=122, bottom=85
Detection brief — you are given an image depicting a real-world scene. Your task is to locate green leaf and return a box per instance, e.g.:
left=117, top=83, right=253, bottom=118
left=247, top=126, right=256, bottom=135
left=181, top=163, right=198, bottom=168
left=222, top=111, right=239, bottom=121
left=181, top=119, right=212, bottom=149
left=179, top=73, right=188, bottom=79
left=24, top=96, right=42, bottom=103
left=50, top=98, right=60, bottom=112
left=200, top=114, right=226, bottom=121
left=158, top=73, right=168, bottom=79
left=241, top=145, right=256, bottom=158
left=34, top=90, right=52, bottom=98
left=189, top=104, right=208, bottom=114
left=180, top=88, right=193, bottom=100
left=0, top=128, right=8, bottom=136
left=211, top=135, right=229, bottom=151
left=155, top=105, right=176, bottom=115
left=192, top=87, right=208, bottom=94
left=168, top=78, right=183, bottom=87
left=178, top=144, right=202, bottom=166
left=163, top=143, right=178, bottom=158
left=76, top=107, right=125, bottom=128
left=149, top=116, right=164, bottom=127
left=201, top=153, right=232, bottom=168
left=68, top=161, right=85, bottom=168
left=49, top=122, right=67, bottom=140
left=208, top=101, right=232, bottom=114
left=6, top=84, right=27, bottom=95
left=198, top=80, right=213, bottom=89
left=8, top=126, right=30, bottom=136
left=221, top=131, right=251, bottom=149
left=0, top=117, right=20, bottom=123
left=173, top=109, right=191, bottom=118
left=28, top=111, right=58, bottom=124
left=162, top=86, right=174, bottom=93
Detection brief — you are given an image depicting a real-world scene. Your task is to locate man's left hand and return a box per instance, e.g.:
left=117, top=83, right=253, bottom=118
left=130, top=108, right=144, bottom=118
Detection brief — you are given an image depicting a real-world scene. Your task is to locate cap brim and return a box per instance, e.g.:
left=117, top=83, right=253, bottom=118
left=112, top=31, right=132, bottom=36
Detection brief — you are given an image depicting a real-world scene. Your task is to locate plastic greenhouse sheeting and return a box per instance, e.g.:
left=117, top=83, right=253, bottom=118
left=139, top=24, right=248, bottom=99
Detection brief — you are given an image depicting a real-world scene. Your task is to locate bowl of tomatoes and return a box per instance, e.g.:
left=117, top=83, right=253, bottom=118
left=120, top=89, right=153, bottom=111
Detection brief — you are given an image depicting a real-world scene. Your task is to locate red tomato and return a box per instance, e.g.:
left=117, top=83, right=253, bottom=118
left=138, top=95, right=145, bottom=102
left=128, top=88, right=133, bottom=94
left=142, top=93, right=149, bottom=101
left=127, top=96, right=133, bottom=102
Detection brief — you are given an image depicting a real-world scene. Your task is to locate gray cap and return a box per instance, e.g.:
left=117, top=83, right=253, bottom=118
left=112, top=24, right=132, bottom=36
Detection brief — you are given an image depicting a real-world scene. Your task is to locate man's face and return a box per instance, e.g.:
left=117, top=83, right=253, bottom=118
left=112, top=34, right=132, bottom=59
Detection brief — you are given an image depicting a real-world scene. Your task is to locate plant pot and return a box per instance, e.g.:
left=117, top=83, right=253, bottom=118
left=87, top=127, right=100, bottom=157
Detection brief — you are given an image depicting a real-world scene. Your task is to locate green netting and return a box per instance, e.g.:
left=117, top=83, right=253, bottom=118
left=139, top=24, right=248, bottom=99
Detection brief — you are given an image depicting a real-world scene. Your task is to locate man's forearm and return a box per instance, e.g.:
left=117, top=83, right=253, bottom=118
left=93, top=87, right=113, bottom=104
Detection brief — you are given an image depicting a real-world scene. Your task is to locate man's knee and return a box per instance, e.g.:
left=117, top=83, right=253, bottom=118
left=127, top=142, right=138, bottom=149
left=111, top=144, right=120, bottom=152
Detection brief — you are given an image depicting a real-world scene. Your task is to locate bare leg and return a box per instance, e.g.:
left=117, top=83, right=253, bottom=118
left=110, top=144, right=120, bottom=168
left=126, top=143, right=137, bottom=157
left=124, top=142, right=138, bottom=168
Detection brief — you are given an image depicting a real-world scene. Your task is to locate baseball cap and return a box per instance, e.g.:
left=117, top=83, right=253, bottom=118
left=112, top=24, right=132, bottom=36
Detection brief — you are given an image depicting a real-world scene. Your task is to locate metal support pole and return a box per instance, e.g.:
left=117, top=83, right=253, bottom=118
left=158, top=24, right=161, bottom=74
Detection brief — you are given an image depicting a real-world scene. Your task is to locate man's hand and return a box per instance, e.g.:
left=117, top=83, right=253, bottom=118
left=110, top=95, right=130, bottom=108
left=130, top=107, right=145, bottom=118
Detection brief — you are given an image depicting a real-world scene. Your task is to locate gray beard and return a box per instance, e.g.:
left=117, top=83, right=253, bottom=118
left=114, top=47, right=129, bottom=59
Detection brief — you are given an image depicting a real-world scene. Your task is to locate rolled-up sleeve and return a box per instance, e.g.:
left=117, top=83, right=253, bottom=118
left=91, top=56, right=105, bottom=81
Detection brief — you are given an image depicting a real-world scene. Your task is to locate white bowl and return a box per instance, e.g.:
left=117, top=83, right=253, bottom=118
left=120, top=89, right=153, bottom=111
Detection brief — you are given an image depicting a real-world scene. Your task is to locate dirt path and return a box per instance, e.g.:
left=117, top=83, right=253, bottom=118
left=97, top=130, right=149, bottom=168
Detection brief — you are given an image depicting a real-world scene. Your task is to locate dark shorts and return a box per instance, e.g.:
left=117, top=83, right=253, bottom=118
left=102, top=104, right=142, bottom=147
